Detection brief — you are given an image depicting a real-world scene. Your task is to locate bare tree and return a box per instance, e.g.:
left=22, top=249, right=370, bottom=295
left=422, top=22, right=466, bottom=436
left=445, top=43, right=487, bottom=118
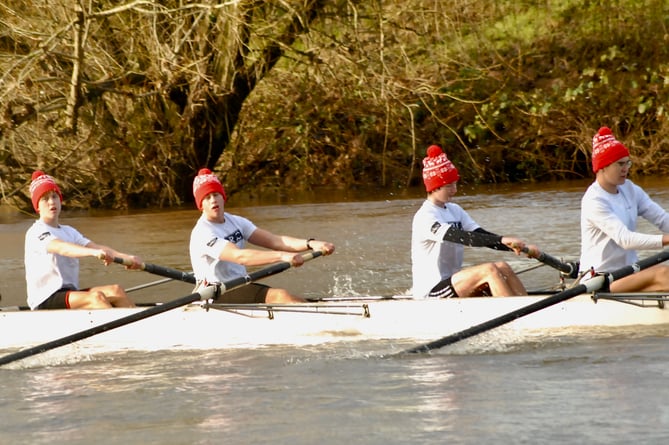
left=1, top=0, right=328, bottom=207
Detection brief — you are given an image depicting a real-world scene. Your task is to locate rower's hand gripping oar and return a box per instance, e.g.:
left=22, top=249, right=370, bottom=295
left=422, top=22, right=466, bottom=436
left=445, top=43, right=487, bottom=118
left=112, top=257, right=196, bottom=284
left=0, top=251, right=323, bottom=366
left=523, top=247, right=579, bottom=279
left=402, top=249, right=669, bottom=354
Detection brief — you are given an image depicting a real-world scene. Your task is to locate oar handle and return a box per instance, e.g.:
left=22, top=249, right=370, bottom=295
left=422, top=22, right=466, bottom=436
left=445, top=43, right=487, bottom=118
left=522, top=248, right=579, bottom=278
left=112, top=251, right=323, bottom=288
left=112, top=257, right=196, bottom=284
left=215, top=250, right=323, bottom=294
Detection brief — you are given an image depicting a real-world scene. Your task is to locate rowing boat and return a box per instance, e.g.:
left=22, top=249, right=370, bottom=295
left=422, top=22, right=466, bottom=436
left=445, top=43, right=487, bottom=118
left=1, top=292, right=668, bottom=353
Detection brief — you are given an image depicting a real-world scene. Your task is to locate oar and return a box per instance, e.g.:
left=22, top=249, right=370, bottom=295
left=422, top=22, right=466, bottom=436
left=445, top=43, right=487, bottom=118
left=0, top=251, right=323, bottom=366
left=402, top=249, right=669, bottom=354
left=524, top=248, right=579, bottom=278
left=112, top=257, right=196, bottom=284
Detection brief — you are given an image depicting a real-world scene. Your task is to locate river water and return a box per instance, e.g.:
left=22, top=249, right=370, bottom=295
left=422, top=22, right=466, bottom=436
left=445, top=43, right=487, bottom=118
left=2, top=178, right=669, bottom=444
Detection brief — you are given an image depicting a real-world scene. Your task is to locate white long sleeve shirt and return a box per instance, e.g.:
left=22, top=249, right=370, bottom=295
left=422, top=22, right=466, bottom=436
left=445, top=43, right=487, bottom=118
left=580, top=179, right=669, bottom=273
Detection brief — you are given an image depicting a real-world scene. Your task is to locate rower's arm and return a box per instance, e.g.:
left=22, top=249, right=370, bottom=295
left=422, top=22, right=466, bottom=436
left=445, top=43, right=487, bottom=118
left=442, top=226, right=512, bottom=251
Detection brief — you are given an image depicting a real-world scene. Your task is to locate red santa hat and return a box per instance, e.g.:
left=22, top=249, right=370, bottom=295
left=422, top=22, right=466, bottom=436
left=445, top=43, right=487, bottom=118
left=192, top=168, right=227, bottom=210
left=29, top=171, right=63, bottom=212
left=422, top=145, right=460, bottom=192
left=592, top=127, right=630, bottom=173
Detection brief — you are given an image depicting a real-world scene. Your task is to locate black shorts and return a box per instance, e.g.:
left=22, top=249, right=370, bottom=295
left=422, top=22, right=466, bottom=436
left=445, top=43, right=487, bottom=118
left=36, top=286, right=77, bottom=310
left=218, top=283, right=270, bottom=304
left=428, top=277, right=460, bottom=299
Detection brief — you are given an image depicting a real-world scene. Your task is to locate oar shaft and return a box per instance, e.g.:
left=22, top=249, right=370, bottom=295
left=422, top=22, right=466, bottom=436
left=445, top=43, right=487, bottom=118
left=523, top=248, right=579, bottom=278
left=114, top=251, right=323, bottom=286
left=222, top=250, right=323, bottom=292
left=0, top=287, right=217, bottom=366
left=0, top=251, right=324, bottom=366
left=404, top=249, right=669, bottom=353
left=113, top=257, right=196, bottom=284
left=403, top=280, right=598, bottom=354
left=537, top=252, right=578, bottom=277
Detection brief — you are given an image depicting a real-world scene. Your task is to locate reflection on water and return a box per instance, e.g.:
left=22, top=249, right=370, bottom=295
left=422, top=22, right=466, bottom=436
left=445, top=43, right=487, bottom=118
left=3, top=177, right=669, bottom=308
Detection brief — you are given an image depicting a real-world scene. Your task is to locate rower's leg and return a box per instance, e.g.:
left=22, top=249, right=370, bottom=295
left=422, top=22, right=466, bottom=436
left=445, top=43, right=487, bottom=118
left=265, top=288, right=306, bottom=303
left=452, top=262, right=527, bottom=297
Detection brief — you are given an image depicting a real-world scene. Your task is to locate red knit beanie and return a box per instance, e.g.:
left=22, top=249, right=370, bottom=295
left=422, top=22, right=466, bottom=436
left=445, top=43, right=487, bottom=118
left=29, top=171, right=63, bottom=212
left=592, top=127, right=630, bottom=173
left=192, top=168, right=227, bottom=210
left=422, top=145, right=460, bottom=192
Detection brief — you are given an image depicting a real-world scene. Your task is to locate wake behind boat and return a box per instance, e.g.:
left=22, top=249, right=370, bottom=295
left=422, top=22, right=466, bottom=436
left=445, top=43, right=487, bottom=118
left=2, top=292, right=669, bottom=354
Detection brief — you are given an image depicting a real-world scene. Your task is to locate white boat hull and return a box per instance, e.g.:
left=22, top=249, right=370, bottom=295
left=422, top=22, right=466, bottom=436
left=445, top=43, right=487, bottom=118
left=2, top=294, right=669, bottom=354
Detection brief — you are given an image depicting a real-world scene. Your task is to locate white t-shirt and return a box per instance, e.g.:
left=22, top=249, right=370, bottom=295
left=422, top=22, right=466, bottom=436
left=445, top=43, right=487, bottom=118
left=24, top=220, right=91, bottom=309
left=411, top=200, right=481, bottom=298
left=189, top=213, right=258, bottom=283
left=580, top=179, right=669, bottom=273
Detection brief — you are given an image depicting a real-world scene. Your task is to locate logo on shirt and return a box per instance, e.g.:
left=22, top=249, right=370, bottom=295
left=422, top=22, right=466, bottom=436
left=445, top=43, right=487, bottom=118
left=206, top=237, right=218, bottom=247
left=225, top=230, right=244, bottom=244
left=431, top=221, right=462, bottom=235
left=38, top=231, right=51, bottom=241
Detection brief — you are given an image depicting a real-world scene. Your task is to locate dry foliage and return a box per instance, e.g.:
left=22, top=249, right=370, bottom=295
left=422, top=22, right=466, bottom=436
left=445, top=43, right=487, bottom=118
left=1, top=0, right=668, bottom=210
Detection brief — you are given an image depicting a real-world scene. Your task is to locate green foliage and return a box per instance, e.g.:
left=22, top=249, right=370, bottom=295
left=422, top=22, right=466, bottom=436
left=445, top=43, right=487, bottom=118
left=228, top=0, right=669, bottom=190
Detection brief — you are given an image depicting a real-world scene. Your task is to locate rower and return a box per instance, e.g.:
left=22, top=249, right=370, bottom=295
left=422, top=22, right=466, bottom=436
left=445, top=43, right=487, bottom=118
left=579, top=127, right=669, bottom=294
left=411, top=145, right=541, bottom=299
left=24, top=171, right=143, bottom=310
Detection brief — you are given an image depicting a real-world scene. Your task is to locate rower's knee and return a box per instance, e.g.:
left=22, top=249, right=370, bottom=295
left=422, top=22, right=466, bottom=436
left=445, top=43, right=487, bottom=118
left=495, top=261, right=513, bottom=272
left=657, top=265, right=669, bottom=288
left=265, top=289, right=305, bottom=303
left=87, top=291, right=113, bottom=308
left=479, top=262, right=504, bottom=276
left=107, top=284, right=126, bottom=297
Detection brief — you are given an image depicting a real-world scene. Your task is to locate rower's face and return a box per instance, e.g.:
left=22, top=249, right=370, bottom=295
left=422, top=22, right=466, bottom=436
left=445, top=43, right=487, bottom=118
left=602, top=157, right=632, bottom=186
left=38, top=191, right=61, bottom=222
left=202, top=192, right=226, bottom=222
left=436, top=182, right=457, bottom=201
